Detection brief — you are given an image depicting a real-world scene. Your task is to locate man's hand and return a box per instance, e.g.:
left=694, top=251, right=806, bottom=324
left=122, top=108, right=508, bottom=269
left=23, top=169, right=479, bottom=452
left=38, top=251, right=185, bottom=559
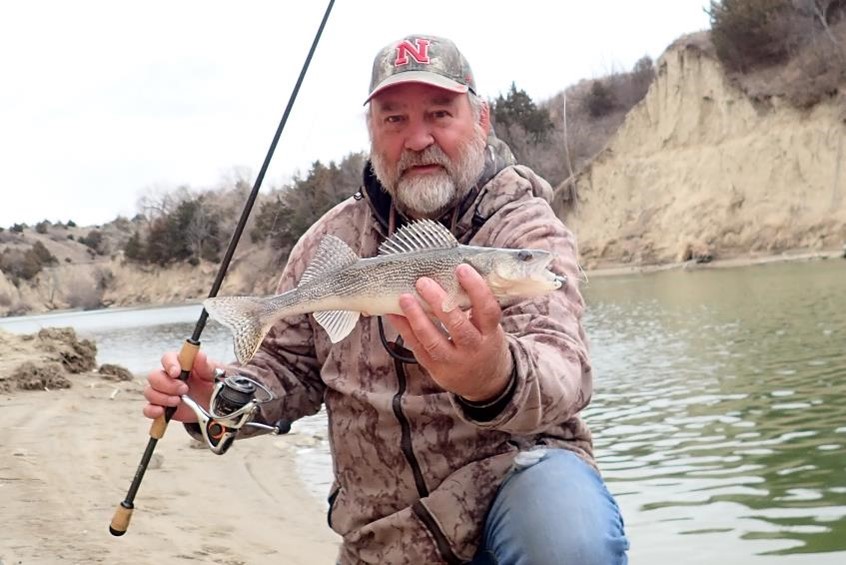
left=386, top=264, right=513, bottom=402
left=143, top=350, right=219, bottom=422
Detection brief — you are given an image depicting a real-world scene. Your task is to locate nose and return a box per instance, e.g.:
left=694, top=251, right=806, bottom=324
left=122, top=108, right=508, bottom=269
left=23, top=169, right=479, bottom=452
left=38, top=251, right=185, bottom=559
left=403, top=120, right=435, bottom=152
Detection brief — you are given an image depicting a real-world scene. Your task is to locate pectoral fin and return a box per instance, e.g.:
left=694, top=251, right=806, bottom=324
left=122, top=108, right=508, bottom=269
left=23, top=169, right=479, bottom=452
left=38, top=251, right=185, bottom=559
left=313, top=310, right=361, bottom=343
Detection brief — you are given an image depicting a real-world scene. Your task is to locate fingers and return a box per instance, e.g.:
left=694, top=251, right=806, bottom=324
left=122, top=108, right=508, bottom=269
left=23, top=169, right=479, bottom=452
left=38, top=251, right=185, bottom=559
left=148, top=365, right=188, bottom=396
left=456, top=264, right=501, bottom=334
left=414, top=277, right=479, bottom=348
left=385, top=313, right=416, bottom=346
left=398, top=293, right=451, bottom=361
left=145, top=351, right=190, bottom=420
left=161, top=351, right=181, bottom=379
left=144, top=350, right=218, bottom=423
left=143, top=381, right=183, bottom=409
left=142, top=403, right=164, bottom=419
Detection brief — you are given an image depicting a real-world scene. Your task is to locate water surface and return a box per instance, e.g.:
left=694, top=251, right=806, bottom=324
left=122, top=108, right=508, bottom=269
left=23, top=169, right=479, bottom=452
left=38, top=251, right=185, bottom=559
left=584, top=260, right=845, bottom=563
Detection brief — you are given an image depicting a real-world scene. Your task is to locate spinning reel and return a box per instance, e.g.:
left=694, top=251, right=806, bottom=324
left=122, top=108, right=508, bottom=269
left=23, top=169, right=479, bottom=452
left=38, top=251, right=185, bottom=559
left=181, top=369, right=291, bottom=454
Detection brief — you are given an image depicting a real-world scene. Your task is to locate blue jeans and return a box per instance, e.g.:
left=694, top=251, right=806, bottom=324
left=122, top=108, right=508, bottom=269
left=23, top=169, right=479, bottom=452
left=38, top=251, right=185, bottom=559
left=472, top=449, right=629, bottom=565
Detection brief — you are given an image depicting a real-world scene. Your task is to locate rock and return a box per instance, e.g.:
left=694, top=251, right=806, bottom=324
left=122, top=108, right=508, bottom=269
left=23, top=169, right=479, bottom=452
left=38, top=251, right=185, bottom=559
left=98, top=363, right=133, bottom=382
left=677, top=240, right=714, bottom=264
left=37, top=327, right=97, bottom=373
left=12, top=361, right=72, bottom=391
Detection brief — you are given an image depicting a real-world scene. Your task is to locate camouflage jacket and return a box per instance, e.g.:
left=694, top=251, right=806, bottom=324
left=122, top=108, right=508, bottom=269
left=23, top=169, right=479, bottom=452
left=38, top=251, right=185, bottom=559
left=244, top=149, right=594, bottom=564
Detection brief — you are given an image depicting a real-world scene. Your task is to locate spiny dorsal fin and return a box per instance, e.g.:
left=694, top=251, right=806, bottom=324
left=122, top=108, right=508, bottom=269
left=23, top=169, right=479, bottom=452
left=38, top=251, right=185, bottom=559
left=300, top=235, right=359, bottom=285
left=378, top=219, right=458, bottom=256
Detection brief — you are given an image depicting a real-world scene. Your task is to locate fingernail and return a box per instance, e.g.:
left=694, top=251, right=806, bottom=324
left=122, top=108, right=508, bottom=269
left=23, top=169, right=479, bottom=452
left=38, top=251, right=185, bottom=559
left=417, top=278, right=431, bottom=290
left=178, top=384, right=189, bottom=395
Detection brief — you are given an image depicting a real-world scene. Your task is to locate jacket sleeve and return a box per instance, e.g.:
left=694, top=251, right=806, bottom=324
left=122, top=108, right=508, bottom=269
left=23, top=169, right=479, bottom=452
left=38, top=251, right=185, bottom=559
left=450, top=198, right=592, bottom=434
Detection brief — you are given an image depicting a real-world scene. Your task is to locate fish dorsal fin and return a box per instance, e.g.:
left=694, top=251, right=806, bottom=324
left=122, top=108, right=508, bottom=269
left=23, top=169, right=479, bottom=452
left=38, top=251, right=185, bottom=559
left=313, top=310, right=361, bottom=343
left=300, top=235, right=359, bottom=285
left=378, top=219, right=458, bottom=256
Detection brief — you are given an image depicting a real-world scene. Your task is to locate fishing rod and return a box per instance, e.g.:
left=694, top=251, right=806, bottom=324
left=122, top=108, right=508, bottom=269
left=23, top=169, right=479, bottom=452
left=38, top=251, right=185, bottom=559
left=109, top=0, right=336, bottom=536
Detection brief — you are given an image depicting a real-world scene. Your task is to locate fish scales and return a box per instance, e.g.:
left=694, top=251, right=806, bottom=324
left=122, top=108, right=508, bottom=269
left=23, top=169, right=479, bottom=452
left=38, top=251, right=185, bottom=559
left=204, top=220, right=566, bottom=363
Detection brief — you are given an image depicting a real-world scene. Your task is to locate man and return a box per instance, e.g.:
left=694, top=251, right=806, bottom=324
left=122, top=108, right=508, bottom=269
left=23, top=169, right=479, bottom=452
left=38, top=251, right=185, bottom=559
left=144, top=35, right=629, bottom=564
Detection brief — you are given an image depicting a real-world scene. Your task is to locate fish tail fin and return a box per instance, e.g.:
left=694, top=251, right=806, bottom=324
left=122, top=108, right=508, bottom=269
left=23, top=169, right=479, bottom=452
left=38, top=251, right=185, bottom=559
left=203, top=296, right=279, bottom=364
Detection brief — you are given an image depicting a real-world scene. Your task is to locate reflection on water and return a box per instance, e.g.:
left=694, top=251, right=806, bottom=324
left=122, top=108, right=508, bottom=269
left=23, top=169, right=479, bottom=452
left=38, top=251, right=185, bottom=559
left=1, top=260, right=844, bottom=562
left=584, top=260, right=846, bottom=563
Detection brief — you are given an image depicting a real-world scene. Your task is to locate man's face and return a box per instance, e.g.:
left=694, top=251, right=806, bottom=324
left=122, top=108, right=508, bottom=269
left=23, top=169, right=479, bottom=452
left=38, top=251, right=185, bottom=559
left=369, top=82, right=488, bottom=219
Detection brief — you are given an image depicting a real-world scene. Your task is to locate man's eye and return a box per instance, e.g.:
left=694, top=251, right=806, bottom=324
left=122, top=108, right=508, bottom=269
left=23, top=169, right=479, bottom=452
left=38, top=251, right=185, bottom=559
left=385, top=115, right=404, bottom=124
left=432, top=110, right=450, bottom=119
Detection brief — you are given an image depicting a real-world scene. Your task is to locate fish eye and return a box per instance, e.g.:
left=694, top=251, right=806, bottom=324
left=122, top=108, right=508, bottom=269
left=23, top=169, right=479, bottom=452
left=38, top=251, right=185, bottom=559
left=518, top=250, right=533, bottom=262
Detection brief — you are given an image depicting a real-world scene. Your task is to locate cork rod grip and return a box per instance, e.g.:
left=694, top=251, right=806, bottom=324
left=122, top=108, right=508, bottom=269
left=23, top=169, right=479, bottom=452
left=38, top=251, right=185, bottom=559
left=109, top=501, right=133, bottom=536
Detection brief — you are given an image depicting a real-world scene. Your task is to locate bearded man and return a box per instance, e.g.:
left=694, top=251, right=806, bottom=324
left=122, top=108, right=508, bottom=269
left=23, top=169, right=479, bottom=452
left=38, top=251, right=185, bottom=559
left=144, top=35, right=629, bottom=564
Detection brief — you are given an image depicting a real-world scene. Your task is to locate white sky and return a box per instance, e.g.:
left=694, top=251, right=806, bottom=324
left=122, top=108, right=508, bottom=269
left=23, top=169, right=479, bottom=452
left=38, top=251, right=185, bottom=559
left=0, top=1, right=710, bottom=228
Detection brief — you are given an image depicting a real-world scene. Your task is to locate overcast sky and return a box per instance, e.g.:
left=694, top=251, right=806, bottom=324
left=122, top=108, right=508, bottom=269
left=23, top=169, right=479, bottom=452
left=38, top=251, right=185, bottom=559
left=0, top=1, right=710, bottom=228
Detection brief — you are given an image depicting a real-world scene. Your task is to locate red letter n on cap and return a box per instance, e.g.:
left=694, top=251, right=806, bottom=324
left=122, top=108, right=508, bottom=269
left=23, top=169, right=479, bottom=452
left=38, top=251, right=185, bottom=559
left=395, top=38, right=431, bottom=66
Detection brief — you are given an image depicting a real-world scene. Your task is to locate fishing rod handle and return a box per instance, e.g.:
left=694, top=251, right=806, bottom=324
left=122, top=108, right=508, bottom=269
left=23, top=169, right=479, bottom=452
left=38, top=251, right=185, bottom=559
left=109, top=339, right=200, bottom=536
left=150, top=340, right=200, bottom=438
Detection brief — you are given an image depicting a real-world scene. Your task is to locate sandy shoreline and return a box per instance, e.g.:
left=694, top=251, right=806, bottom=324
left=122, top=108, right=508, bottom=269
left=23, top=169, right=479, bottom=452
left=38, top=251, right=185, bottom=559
left=0, top=371, right=340, bottom=564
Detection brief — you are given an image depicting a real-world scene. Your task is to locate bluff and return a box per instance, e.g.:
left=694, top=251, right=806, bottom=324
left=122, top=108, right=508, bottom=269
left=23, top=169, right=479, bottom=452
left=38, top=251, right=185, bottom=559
left=564, top=38, right=846, bottom=268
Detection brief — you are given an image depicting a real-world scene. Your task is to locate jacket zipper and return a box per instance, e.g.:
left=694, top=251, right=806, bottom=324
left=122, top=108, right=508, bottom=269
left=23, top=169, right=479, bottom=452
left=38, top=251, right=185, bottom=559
left=391, top=358, right=429, bottom=498
left=393, top=359, right=464, bottom=564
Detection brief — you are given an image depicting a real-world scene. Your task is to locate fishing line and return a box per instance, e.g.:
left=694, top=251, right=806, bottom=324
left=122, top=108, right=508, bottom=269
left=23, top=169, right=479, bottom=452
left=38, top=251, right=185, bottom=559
left=109, top=0, right=336, bottom=537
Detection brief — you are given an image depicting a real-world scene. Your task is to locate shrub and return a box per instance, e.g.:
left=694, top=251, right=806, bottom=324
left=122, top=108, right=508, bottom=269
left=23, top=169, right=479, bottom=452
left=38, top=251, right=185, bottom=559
left=10, top=223, right=26, bottom=233
left=708, top=0, right=800, bottom=71
left=251, top=153, right=365, bottom=256
left=492, top=83, right=554, bottom=143
left=80, top=230, right=106, bottom=255
left=0, top=243, right=56, bottom=283
left=30, top=241, right=57, bottom=266
left=585, top=80, right=616, bottom=118
left=123, top=231, right=144, bottom=261
left=35, top=220, right=51, bottom=234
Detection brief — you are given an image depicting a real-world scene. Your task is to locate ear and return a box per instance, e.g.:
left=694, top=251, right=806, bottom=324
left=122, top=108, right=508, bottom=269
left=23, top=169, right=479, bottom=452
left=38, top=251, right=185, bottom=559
left=479, top=100, right=491, bottom=136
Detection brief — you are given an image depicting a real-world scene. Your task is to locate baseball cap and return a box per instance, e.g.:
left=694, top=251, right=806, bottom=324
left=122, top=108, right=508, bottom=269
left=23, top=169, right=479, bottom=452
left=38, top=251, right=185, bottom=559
left=365, top=34, right=476, bottom=104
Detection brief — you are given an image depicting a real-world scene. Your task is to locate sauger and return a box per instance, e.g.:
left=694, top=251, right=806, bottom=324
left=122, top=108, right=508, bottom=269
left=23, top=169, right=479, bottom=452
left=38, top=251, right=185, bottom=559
left=204, top=219, right=566, bottom=364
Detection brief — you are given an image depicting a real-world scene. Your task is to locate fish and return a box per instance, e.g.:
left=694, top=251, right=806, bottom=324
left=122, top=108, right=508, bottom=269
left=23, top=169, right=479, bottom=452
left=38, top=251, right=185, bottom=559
left=204, top=219, right=566, bottom=364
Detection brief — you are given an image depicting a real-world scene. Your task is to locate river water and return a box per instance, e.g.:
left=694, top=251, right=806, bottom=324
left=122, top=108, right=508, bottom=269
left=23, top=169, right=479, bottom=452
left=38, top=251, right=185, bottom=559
left=2, top=260, right=844, bottom=563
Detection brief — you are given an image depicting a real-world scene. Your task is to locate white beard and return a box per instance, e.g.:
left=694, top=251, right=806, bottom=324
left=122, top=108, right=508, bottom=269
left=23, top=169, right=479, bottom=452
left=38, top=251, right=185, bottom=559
left=371, top=127, right=487, bottom=219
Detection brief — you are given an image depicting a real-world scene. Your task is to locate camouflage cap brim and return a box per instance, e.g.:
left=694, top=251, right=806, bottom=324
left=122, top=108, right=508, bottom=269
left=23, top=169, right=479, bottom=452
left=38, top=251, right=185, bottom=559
left=364, top=71, right=469, bottom=105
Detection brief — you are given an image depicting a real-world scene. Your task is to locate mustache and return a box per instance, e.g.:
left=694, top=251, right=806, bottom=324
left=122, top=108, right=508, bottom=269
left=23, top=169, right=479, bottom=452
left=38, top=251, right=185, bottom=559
left=396, top=146, right=452, bottom=176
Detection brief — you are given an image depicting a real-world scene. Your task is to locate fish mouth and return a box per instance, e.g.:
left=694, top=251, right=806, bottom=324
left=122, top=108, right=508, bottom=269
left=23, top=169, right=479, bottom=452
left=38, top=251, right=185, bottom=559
left=536, top=268, right=566, bottom=289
